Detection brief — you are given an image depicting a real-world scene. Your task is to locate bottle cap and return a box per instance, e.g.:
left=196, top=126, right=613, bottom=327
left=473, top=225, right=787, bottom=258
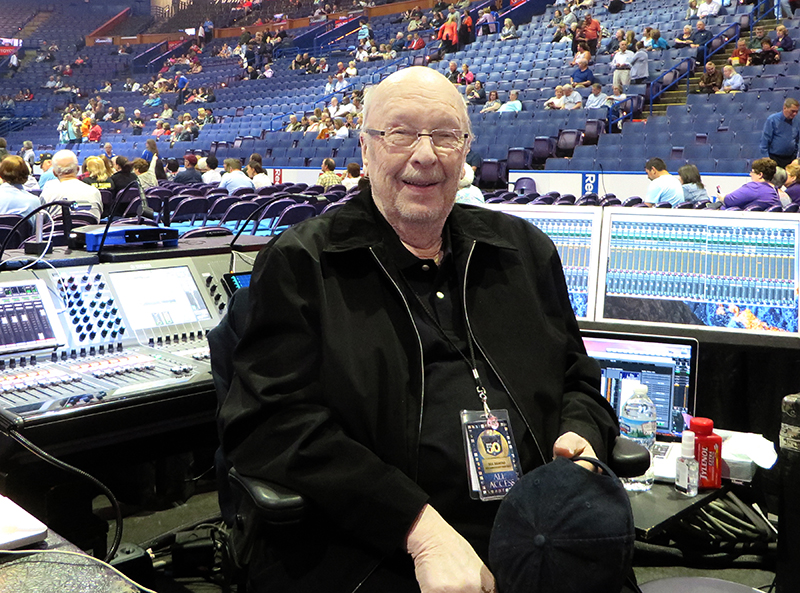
left=633, top=384, right=648, bottom=396
left=690, top=416, right=714, bottom=435
left=681, top=430, right=695, bottom=457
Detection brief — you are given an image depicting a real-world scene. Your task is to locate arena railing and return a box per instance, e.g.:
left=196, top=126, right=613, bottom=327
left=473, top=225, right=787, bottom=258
left=647, top=57, right=695, bottom=117
left=701, top=22, right=740, bottom=65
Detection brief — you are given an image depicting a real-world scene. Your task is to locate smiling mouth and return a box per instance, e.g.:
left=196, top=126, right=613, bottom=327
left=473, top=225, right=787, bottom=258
left=403, top=180, right=439, bottom=187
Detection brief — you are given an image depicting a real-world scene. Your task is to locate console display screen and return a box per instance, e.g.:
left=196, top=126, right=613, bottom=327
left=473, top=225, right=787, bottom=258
left=108, top=266, right=211, bottom=330
left=0, top=280, right=64, bottom=354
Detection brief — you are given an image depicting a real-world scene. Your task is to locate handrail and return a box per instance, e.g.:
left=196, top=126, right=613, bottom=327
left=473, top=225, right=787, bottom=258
left=702, top=22, right=740, bottom=65
left=648, top=57, right=695, bottom=117
left=750, top=0, right=775, bottom=32
left=607, top=95, right=641, bottom=132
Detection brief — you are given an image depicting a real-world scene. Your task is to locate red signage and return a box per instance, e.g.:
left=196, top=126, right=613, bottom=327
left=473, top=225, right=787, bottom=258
left=273, top=168, right=283, bottom=184
left=167, top=40, right=185, bottom=50
left=0, top=47, right=17, bottom=56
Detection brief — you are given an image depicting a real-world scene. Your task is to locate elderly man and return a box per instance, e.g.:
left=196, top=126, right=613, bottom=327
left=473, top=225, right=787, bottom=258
left=497, top=89, right=522, bottom=112
left=103, top=143, right=115, bottom=160
left=612, top=40, right=634, bottom=89
left=220, top=66, right=618, bottom=593
left=585, top=83, right=609, bottom=109
left=285, top=113, right=303, bottom=132
left=580, top=13, right=602, bottom=55
left=316, top=157, right=341, bottom=189
left=445, top=60, right=459, bottom=84
left=697, top=0, right=721, bottom=18
left=173, top=154, right=203, bottom=184
left=696, top=62, right=723, bottom=94
left=41, top=150, right=103, bottom=220
left=130, top=109, right=145, bottom=136
left=334, top=72, right=348, bottom=92
left=391, top=31, right=407, bottom=53
left=570, top=59, right=594, bottom=88
left=562, top=83, right=583, bottom=109
left=760, top=98, right=800, bottom=167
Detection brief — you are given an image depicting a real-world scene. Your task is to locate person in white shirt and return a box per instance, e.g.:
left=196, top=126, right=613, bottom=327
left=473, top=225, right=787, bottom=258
left=334, top=73, right=348, bottom=92
left=41, top=150, right=103, bottom=220
left=246, top=161, right=272, bottom=189
left=644, top=157, right=684, bottom=207
left=327, top=97, right=340, bottom=119
left=544, top=86, right=566, bottom=110
left=200, top=155, right=222, bottom=184
left=584, top=84, right=609, bottom=109
left=696, top=0, right=721, bottom=19
left=0, top=156, right=42, bottom=219
left=612, top=40, right=635, bottom=89
left=333, top=118, right=349, bottom=139
left=340, top=162, right=361, bottom=191
left=562, top=84, right=583, bottom=109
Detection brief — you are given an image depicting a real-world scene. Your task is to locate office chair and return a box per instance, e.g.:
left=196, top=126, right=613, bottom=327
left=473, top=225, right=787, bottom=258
left=209, top=286, right=651, bottom=585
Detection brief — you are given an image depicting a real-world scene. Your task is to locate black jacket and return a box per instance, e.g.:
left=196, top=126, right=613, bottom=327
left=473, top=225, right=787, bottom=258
left=220, top=191, right=618, bottom=591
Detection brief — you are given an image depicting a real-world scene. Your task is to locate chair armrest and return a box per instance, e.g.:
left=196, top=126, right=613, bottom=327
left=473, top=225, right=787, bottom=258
left=610, top=436, right=651, bottom=478
left=229, top=467, right=306, bottom=525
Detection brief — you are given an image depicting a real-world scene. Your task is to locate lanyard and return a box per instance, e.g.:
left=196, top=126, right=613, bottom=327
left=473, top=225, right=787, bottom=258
left=399, top=260, right=498, bottom=428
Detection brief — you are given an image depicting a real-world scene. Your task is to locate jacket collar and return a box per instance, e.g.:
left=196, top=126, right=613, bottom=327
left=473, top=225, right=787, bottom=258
left=324, top=189, right=518, bottom=254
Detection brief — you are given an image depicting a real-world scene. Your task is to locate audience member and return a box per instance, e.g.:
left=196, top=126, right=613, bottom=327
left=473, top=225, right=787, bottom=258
left=341, top=162, right=361, bottom=190
left=316, top=157, right=341, bottom=189
left=457, top=64, right=475, bottom=86
left=480, top=90, right=502, bottom=112
left=173, top=154, right=203, bottom=184
left=630, top=41, right=649, bottom=84
left=783, top=161, right=800, bottom=203
left=649, top=29, right=668, bottom=50
left=612, top=41, right=634, bottom=88
left=571, top=42, right=592, bottom=66
left=606, top=29, right=624, bottom=54
left=570, top=59, right=594, bottom=88
left=721, top=158, right=780, bottom=209
left=455, top=162, right=485, bottom=205
left=497, top=90, right=522, bottom=112
left=544, top=85, right=566, bottom=109
left=719, top=65, right=745, bottom=93
left=41, top=150, right=103, bottom=220
left=773, top=25, right=795, bottom=52
left=0, top=156, right=42, bottom=218
left=750, top=38, right=781, bottom=65
left=584, top=83, right=609, bottom=109
left=644, top=157, right=683, bottom=206
left=466, top=79, right=486, bottom=104
left=580, top=13, right=602, bottom=54
left=500, top=18, right=519, bottom=40
left=760, top=98, right=800, bottom=167
left=748, top=26, right=770, bottom=51
left=552, top=23, right=571, bottom=45
left=674, top=25, right=694, bottom=48
left=201, top=155, right=222, bottom=184
left=246, top=161, right=272, bottom=188
left=696, top=62, right=722, bottom=93
left=729, top=39, right=752, bottom=66
left=219, top=158, right=255, bottom=193
left=132, top=157, right=158, bottom=190
left=678, top=164, right=710, bottom=203
left=697, top=0, right=721, bottom=18
left=82, top=156, right=113, bottom=191
left=562, top=84, right=583, bottom=109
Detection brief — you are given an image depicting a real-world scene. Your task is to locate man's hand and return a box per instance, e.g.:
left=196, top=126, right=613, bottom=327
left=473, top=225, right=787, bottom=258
left=553, top=431, right=598, bottom=472
left=407, top=504, right=496, bottom=593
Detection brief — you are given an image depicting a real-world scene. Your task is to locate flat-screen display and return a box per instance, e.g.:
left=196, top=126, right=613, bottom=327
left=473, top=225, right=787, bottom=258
left=0, top=279, right=65, bottom=354
left=108, top=266, right=211, bottom=331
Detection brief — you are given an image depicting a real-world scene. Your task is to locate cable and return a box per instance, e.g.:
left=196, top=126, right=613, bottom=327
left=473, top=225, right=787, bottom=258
left=0, top=548, right=157, bottom=593
left=3, top=429, right=123, bottom=563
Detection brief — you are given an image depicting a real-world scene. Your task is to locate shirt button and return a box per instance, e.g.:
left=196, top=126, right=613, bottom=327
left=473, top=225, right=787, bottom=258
left=436, top=291, right=445, bottom=300
left=421, top=264, right=430, bottom=272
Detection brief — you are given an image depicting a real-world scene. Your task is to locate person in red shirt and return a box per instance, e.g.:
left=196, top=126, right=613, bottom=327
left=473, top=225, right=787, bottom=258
left=728, top=39, right=751, bottom=67
left=581, top=13, right=602, bottom=55
left=408, top=32, right=426, bottom=50
left=437, top=13, right=459, bottom=54
left=88, top=121, right=102, bottom=143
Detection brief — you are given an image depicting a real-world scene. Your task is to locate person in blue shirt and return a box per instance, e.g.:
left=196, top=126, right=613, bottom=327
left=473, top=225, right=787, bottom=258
left=219, top=158, right=255, bottom=193
left=0, top=156, right=43, bottom=220
left=497, top=89, right=522, bottom=112
left=760, top=98, right=800, bottom=168
left=570, top=59, right=594, bottom=88
left=649, top=29, right=669, bottom=50
left=644, top=157, right=684, bottom=207
left=176, top=71, right=188, bottom=105
left=37, top=155, right=57, bottom=189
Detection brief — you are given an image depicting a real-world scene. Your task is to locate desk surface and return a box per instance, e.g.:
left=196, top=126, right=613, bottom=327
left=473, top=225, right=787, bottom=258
left=0, top=530, right=134, bottom=593
left=630, top=483, right=728, bottom=540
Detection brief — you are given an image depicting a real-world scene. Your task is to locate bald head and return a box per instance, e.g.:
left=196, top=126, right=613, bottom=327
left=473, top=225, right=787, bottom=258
left=52, top=149, right=79, bottom=179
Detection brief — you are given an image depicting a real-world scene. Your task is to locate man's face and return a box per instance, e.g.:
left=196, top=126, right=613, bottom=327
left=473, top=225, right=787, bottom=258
left=646, top=167, right=659, bottom=180
left=564, top=86, right=573, bottom=96
left=706, top=63, right=715, bottom=74
left=755, top=27, right=764, bottom=37
left=592, top=86, right=601, bottom=96
left=697, top=22, right=705, bottom=31
left=449, top=62, right=456, bottom=72
left=784, top=103, right=799, bottom=120
left=619, top=41, right=627, bottom=52
left=579, top=62, right=587, bottom=71
left=361, top=71, right=468, bottom=228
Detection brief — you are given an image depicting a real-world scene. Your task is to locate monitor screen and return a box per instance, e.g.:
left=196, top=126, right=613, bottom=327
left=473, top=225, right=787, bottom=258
left=0, top=279, right=65, bottom=355
left=581, top=330, right=698, bottom=438
left=487, top=205, right=603, bottom=320
left=108, top=266, right=211, bottom=331
left=597, top=210, right=800, bottom=335
left=222, top=272, right=251, bottom=295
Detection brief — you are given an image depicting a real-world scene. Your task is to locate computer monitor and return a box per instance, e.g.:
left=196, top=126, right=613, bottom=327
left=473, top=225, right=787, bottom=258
left=581, top=330, right=698, bottom=438
left=221, top=272, right=251, bottom=295
left=487, top=205, right=604, bottom=320
left=596, top=209, right=800, bottom=336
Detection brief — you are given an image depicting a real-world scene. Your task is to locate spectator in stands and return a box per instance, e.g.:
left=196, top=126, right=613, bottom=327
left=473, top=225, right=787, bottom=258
left=201, top=155, right=222, bottom=184
left=43, top=76, right=58, bottom=89
left=455, top=162, right=485, bottom=205
left=141, top=139, right=166, bottom=180
left=605, top=29, right=624, bottom=54
left=750, top=38, right=781, bottom=65
left=544, top=85, right=566, bottom=109
left=498, top=90, right=522, bottom=112
left=38, top=155, right=56, bottom=189
left=391, top=32, right=406, bottom=53
left=335, top=73, right=348, bottom=92
left=480, top=90, right=502, bottom=113
left=82, top=157, right=113, bottom=191
left=325, top=75, right=336, bottom=94
left=286, top=114, right=303, bottom=132
left=316, top=158, right=341, bottom=189
left=612, top=41, right=634, bottom=88
left=773, top=167, right=791, bottom=205
left=338, top=162, right=359, bottom=191
left=0, top=138, right=7, bottom=161
left=109, top=156, right=138, bottom=198
left=690, top=20, right=712, bottom=49
left=760, top=98, right=800, bottom=167
left=570, top=59, right=595, bottom=88
left=457, top=64, right=474, bottom=86
left=459, top=9, right=474, bottom=48
left=552, top=23, right=571, bottom=45
left=409, top=32, right=426, bottom=50
left=165, top=159, right=179, bottom=182
left=580, top=13, right=602, bottom=55
left=549, top=9, right=564, bottom=27
left=783, top=161, right=800, bottom=203
left=625, top=30, right=637, bottom=48
left=246, top=161, right=272, bottom=189
left=307, top=57, right=321, bottom=73
left=570, top=42, right=592, bottom=67
left=585, top=83, right=609, bottom=109
left=644, top=157, right=684, bottom=207
left=220, top=158, right=255, bottom=193
left=132, top=158, right=158, bottom=191
left=748, top=26, right=770, bottom=51
left=346, top=61, right=358, bottom=77
left=649, top=29, right=668, bottom=50
left=466, top=79, right=486, bottom=104
left=327, top=97, right=341, bottom=118
left=500, top=18, right=519, bottom=40
left=696, top=0, right=721, bottom=18
left=773, top=25, right=795, bottom=52
left=696, top=61, right=722, bottom=93
left=674, top=25, right=694, bottom=49
left=130, top=110, right=145, bottom=136
left=57, top=114, right=80, bottom=146
left=333, top=118, right=349, bottom=139
left=721, top=158, right=780, bottom=208
left=144, top=93, right=162, bottom=108
left=20, top=141, right=35, bottom=173
left=438, top=13, right=459, bottom=53
left=605, top=0, right=633, bottom=13
left=0, top=156, right=42, bottom=218
left=686, top=0, right=699, bottom=18
left=173, top=155, right=203, bottom=184
left=678, top=164, right=710, bottom=203
left=562, top=84, right=583, bottom=109
left=88, top=121, right=102, bottom=143
left=729, top=39, right=752, bottom=66
left=42, top=150, right=102, bottom=220
left=630, top=41, right=649, bottom=84
left=475, top=7, right=496, bottom=36
left=445, top=60, right=459, bottom=83
left=719, top=65, right=746, bottom=93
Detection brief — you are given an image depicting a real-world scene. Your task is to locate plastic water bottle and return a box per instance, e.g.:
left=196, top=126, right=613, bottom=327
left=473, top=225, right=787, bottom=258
left=619, top=384, right=657, bottom=492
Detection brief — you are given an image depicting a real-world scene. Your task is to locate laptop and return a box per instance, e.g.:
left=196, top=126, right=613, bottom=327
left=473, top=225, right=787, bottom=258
left=581, top=330, right=699, bottom=482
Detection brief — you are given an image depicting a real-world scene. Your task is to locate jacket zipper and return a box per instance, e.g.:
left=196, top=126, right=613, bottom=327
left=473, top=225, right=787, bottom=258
left=461, top=240, right=547, bottom=465
left=369, top=247, right=426, bottom=481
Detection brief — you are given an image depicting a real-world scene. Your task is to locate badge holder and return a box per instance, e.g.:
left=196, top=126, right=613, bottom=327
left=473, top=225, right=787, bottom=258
left=461, top=408, right=522, bottom=501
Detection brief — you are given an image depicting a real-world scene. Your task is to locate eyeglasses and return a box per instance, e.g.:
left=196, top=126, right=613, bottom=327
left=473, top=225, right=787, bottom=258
left=363, top=128, right=470, bottom=151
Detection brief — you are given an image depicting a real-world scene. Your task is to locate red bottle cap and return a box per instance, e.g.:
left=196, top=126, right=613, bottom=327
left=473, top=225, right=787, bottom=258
left=690, top=417, right=714, bottom=435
